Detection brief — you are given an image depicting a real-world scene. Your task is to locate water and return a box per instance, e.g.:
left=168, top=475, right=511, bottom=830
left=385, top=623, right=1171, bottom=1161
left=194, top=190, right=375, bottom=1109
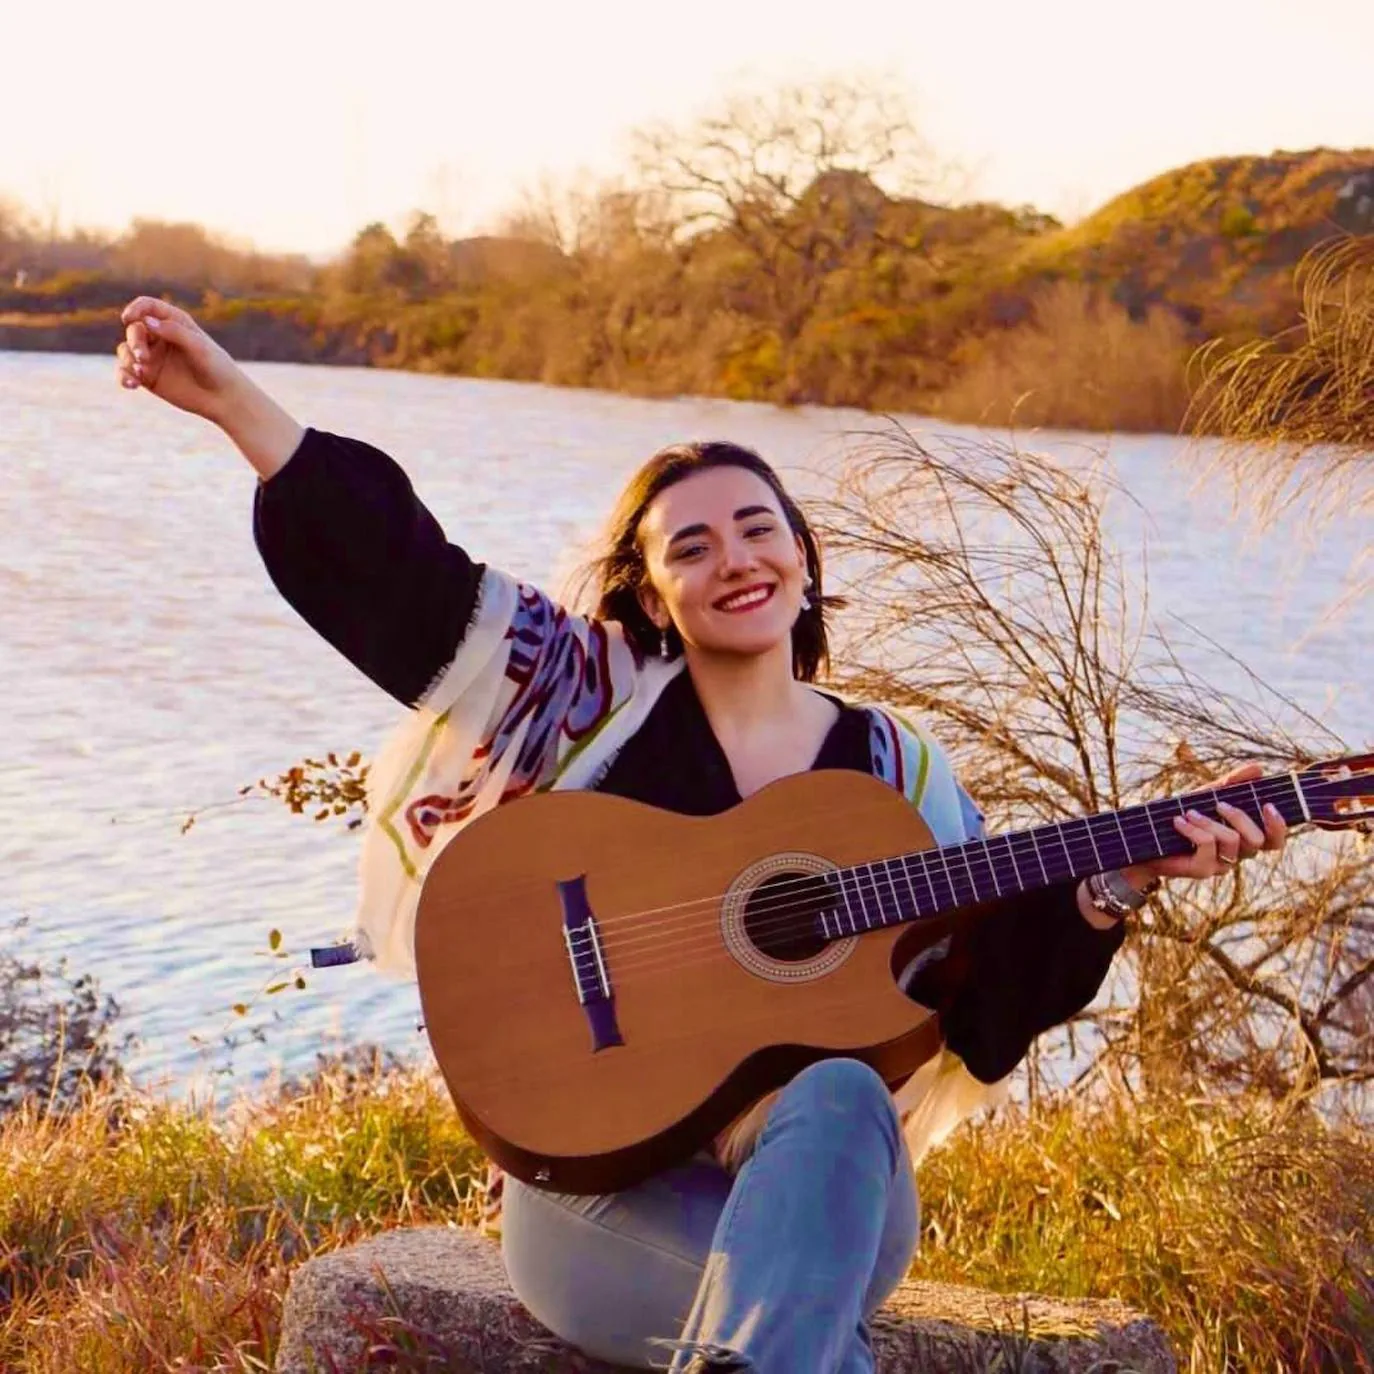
left=3, top=351, right=1368, bottom=1103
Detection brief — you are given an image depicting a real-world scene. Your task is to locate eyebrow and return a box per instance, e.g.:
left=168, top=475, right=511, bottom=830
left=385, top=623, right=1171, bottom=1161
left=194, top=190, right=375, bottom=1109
left=667, top=505, right=776, bottom=545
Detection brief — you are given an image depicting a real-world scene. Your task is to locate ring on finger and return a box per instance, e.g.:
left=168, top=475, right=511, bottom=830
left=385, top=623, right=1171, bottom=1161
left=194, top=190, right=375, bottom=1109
left=1218, top=851, right=1238, bottom=866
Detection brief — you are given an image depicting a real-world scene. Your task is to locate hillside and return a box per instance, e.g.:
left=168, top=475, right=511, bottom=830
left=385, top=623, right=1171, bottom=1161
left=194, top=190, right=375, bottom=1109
left=2, top=146, right=1371, bottom=432
left=1009, top=147, right=1374, bottom=335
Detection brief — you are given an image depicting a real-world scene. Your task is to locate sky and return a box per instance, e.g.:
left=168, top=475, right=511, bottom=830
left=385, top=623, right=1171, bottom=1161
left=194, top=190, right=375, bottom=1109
left=5, top=0, right=1373, bottom=259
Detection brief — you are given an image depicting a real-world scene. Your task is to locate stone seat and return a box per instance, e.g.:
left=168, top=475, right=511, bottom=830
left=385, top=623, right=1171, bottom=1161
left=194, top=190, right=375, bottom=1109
left=276, top=1225, right=1176, bottom=1373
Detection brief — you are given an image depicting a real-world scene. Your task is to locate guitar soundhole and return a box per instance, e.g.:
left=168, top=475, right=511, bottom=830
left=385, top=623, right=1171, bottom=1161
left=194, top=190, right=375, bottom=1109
left=743, top=871, right=832, bottom=963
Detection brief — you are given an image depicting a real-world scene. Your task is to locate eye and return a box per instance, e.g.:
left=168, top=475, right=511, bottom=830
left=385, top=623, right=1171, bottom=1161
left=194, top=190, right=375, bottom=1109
left=745, top=524, right=774, bottom=538
left=673, top=543, right=707, bottom=560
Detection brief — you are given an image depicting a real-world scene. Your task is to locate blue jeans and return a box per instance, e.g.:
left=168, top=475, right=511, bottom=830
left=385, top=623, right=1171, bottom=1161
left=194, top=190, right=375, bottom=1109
left=501, top=1058, right=920, bottom=1373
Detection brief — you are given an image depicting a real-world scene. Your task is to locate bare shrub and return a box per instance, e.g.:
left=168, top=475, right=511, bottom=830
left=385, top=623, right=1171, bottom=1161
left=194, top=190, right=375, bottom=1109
left=816, top=424, right=1372, bottom=1111
left=0, top=919, right=134, bottom=1115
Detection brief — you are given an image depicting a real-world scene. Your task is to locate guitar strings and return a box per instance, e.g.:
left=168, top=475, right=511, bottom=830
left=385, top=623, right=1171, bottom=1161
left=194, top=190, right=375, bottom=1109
left=596, top=796, right=1299, bottom=983
left=542, top=777, right=1319, bottom=983
left=594, top=775, right=1357, bottom=982
left=584, top=774, right=1305, bottom=957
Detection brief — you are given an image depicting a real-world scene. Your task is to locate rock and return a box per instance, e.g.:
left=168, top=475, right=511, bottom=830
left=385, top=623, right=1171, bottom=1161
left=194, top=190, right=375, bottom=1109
left=276, top=1225, right=1177, bottom=1373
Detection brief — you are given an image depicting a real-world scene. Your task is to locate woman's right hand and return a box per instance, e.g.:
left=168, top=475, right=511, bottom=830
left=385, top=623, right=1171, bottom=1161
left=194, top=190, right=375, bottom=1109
left=115, top=297, right=244, bottom=424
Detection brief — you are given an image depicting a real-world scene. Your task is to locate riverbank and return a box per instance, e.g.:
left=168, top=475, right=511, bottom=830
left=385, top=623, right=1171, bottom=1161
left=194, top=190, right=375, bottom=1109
left=2, top=1060, right=1369, bottom=1372
left=4, top=146, right=1372, bottom=435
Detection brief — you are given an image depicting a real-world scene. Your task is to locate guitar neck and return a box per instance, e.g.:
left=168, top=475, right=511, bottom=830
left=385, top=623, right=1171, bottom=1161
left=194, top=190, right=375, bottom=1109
left=822, top=771, right=1312, bottom=935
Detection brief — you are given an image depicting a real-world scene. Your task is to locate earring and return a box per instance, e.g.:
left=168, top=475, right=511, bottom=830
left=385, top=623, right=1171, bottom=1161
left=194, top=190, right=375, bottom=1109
left=659, top=626, right=673, bottom=660
left=802, top=574, right=816, bottom=611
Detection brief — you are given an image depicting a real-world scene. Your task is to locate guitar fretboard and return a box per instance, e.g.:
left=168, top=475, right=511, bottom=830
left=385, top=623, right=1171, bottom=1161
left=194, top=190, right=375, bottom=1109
left=818, top=773, right=1309, bottom=937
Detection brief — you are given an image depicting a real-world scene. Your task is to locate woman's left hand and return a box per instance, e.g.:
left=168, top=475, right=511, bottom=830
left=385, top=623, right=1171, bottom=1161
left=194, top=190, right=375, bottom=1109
left=1122, top=761, right=1289, bottom=891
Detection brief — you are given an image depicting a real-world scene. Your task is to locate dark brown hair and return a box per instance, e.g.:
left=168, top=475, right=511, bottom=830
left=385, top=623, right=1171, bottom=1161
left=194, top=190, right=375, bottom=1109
left=575, top=440, right=837, bottom=681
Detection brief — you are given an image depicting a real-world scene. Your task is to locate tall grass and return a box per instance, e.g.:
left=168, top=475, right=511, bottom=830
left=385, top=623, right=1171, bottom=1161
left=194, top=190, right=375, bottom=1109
left=2, top=1059, right=1368, bottom=1372
left=934, top=280, right=1193, bottom=434
left=0, top=1055, right=483, bottom=1373
left=1189, top=234, right=1374, bottom=523
left=915, top=1098, right=1374, bottom=1373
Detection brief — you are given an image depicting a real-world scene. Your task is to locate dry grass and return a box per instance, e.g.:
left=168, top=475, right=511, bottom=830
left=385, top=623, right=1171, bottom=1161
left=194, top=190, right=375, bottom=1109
left=1189, top=235, right=1374, bottom=523
left=0, top=1053, right=484, bottom=1373
left=1, top=1065, right=1367, bottom=1372
left=935, top=281, right=1194, bottom=434
left=917, top=1096, right=1374, bottom=1374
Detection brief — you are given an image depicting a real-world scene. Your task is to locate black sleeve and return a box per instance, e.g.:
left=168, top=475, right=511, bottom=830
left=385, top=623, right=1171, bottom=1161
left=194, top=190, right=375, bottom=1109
left=904, top=882, right=1126, bottom=1085
left=251, top=427, right=485, bottom=707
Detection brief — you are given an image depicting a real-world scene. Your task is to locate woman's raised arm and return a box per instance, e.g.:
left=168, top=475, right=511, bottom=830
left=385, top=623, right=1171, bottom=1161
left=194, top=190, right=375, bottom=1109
left=116, top=296, right=303, bottom=480
left=116, top=298, right=483, bottom=706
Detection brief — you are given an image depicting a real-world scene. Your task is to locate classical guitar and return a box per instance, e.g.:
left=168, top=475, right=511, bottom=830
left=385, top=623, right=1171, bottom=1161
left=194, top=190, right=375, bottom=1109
left=413, top=754, right=1372, bottom=1194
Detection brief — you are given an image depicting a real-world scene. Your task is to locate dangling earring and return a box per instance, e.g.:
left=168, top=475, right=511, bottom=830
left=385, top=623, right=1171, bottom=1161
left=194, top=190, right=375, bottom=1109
left=802, top=574, right=816, bottom=611
left=659, top=625, right=673, bottom=660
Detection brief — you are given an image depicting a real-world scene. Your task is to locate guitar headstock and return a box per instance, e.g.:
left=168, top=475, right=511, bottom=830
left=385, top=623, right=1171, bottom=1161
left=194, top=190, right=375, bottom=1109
left=1299, top=753, right=1374, bottom=833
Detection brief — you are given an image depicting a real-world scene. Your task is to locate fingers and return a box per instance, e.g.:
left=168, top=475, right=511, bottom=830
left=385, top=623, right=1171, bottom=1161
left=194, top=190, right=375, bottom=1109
left=1172, top=809, right=1239, bottom=872
left=120, top=295, right=193, bottom=328
left=1217, top=801, right=1266, bottom=856
left=1171, top=798, right=1290, bottom=878
left=137, top=310, right=200, bottom=355
left=124, top=319, right=151, bottom=368
left=115, top=340, right=140, bottom=390
left=1260, top=801, right=1288, bottom=851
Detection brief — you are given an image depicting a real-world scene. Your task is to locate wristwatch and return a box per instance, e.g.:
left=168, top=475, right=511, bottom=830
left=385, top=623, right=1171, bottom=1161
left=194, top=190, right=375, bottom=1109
left=1085, top=868, right=1160, bottom=920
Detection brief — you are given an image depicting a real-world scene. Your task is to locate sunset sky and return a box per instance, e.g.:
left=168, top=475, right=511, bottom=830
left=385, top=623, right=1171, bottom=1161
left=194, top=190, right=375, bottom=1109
left=6, top=0, right=1372, bottom=258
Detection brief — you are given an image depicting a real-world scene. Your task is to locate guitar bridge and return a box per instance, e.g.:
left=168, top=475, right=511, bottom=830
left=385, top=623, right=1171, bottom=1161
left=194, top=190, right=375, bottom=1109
left=557, top=875, right=624, bottom=1052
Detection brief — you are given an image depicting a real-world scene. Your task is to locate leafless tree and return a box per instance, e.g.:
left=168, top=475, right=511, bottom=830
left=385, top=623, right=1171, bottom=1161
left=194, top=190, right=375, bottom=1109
left=817, top=425, right=1372, bottom=1113
left=631, top=72, right=935, bottom=345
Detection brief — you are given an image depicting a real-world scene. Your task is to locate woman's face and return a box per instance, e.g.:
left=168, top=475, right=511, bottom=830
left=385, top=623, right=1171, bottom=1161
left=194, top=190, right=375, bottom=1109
left=636, top=465, right=808, bottom=662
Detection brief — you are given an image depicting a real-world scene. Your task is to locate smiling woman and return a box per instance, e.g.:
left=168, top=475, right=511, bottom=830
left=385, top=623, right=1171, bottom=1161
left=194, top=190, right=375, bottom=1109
left=112, top=294, right=1288, bottom=1374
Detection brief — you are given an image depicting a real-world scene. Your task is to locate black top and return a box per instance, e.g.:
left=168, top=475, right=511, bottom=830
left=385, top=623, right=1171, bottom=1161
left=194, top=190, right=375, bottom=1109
left=253, top=427, right=1126, bottom=1085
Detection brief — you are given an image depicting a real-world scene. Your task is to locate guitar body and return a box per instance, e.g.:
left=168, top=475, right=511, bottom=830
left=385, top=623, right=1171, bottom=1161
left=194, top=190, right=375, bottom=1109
left=414, top=769, right=951, bottom=1194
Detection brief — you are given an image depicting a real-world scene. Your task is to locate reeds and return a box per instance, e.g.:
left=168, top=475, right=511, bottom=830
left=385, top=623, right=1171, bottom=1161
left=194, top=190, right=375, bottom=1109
left=1190, top=235, right=1374, bottom=523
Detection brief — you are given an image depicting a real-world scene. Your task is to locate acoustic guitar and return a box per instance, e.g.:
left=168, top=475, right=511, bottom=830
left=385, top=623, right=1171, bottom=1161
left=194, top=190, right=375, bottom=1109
left=414, top=754, right=1371, bottom=1194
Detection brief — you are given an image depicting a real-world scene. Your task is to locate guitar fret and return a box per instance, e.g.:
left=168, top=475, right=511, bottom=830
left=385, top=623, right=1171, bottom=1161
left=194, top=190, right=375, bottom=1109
left=1051, top=822, right=1074, bottom=878
left=934, top=846, right=958, bottom=907
left=837, top=869, right=859, bottom=932
left=922, top=850, right=953, bottom=912
left=982, top=838, right=1002, bottom=897
left=1111, top=809, right=1130, bottom=863
left=898, top=855, right=924, bottom=918
left=879, top=859, right=901, bottom=926
left=1081, top=817, right=1104, bottom=871
left=1143, top=801, right=1163, bottom=856
left=1028, top=828, right=1050, bottom=885
left=918, top=853, right=941, bottom=913
left=873, top=861, right=891, bottom=926
left=857, top=862, right=879, bottom=928
left=959, top=844, right=980, bottom=902
left=868, top=862, right=890, bottom=928
left=854, top=865, right=874, bottom=930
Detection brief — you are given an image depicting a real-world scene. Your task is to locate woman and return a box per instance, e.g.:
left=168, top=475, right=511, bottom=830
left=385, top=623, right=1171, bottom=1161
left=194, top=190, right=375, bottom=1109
left=114, top=296, right=1287, bottom=1374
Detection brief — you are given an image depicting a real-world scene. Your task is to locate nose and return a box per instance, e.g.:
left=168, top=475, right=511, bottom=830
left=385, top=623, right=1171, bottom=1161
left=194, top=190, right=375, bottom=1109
left=717, top=532, right=760, bottom=577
